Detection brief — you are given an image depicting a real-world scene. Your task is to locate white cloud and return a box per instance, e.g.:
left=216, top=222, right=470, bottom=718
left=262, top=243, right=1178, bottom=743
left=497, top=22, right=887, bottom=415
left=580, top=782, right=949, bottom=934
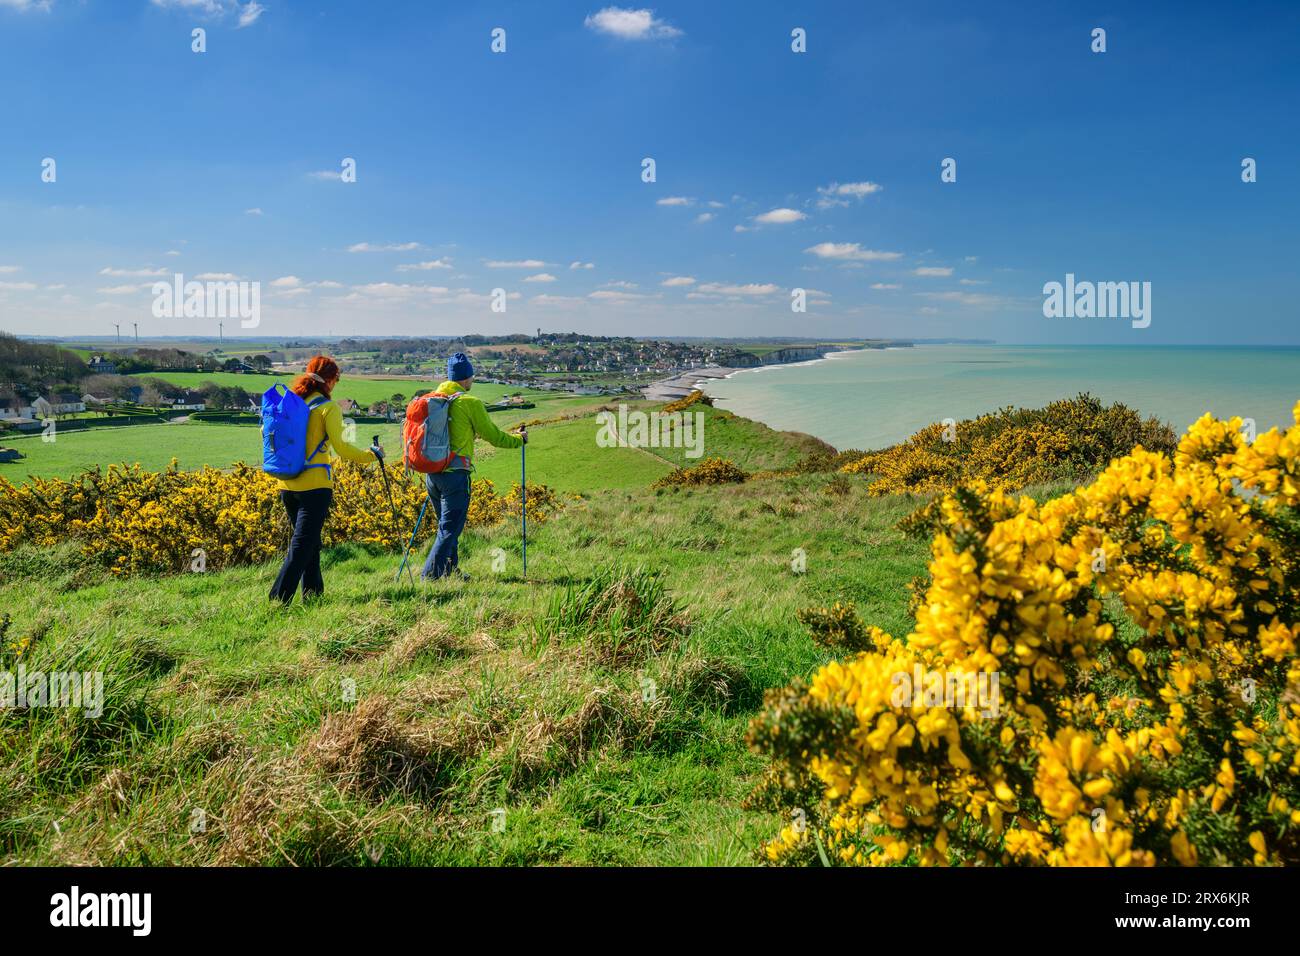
left=194, top=272, right=241, bottom=280
left=660, top=276, right=695, bottom=287
left=804, top=242, right=902, bottom=262
left=524, top=273, right=557, bottom=283
left=584, top=6, right=682, bottom=40
left=313, top=280, right=344, bottom=289
left=656, top=196, right=693, bottom=206
left=96, top=284, right=148, bottom=295
left=395, top=259, right=453, bottom=272
left=150, top=1, right=266, bottom=26
left=959, top=278, right=988, bottom=285
left=271, top=276, right=302, bottom=288
left=914, top=267, right=953, bottom=277
left=706, top=200, right=725, bottom=208
left=694, top=212, right=715, bottom=223
left=348, top=242, right=422, bottom=253
left=816, top=181, right=883, bottom=208
left=733, top=225, right=749, bottom=233
left=307, top=169, right=345, bottom=182
left=0, top=281, right=38, bottom=291
left=569, top=261, right=595, bottom=270
left=916, top=291, right=1005, bottom=308
left=237, top=1, right=264, bottom=27
left=485, top=259, right=547, bottom=268
left=99, top=266, right=167, bottom=277
left=164, top=250, right=182, bottom=256
left=871, top=282, right=901, bottom=290
left=753, top=207, right=806, bottom=225
left=0, top=0, right=54, bottom=10
left=150, top=1, right=224, bottom=13
left=245, top=207, right=263, bottom=216
left=965, top=256, right=979, bottom=262
left=531, top=294, right=586, bottom=306
left=0, top=265, right=22, bottom=273
left=588, top=289, right=656, bottom=302
left=599, top=280, right=638, bottom=289
left=697, top=282, right=780, bottom=296
left=348, top=282, right=451, bottom=298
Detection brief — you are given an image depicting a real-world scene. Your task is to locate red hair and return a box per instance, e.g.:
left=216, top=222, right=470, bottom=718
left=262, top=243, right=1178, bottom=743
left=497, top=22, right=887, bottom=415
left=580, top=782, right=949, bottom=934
left=291, top=355, right=339, bottom=399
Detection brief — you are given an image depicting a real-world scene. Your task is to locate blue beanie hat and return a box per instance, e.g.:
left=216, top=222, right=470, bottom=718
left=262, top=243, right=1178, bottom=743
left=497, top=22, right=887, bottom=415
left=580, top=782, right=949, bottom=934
left=447, top=352, right=475, bottom=381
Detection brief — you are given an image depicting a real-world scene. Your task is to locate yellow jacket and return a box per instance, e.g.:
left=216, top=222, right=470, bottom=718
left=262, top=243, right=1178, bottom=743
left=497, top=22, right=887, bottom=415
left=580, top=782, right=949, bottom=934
left=275, top=391, right=377, bottom=492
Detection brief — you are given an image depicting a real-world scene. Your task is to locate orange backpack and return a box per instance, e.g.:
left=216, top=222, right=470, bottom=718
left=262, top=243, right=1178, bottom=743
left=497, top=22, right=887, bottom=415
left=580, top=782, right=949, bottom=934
left=402, top=393, right=464, bottom=473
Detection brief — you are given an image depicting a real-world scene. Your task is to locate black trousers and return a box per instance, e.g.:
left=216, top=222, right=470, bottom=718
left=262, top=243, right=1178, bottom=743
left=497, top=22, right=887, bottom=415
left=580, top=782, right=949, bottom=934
left=269, top=488, right=333, bottom=603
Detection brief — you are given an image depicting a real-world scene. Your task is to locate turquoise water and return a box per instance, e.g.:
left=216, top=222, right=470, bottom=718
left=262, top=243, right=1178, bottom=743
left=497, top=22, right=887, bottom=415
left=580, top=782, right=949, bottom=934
left=705, top=346, right=1300, bottom=452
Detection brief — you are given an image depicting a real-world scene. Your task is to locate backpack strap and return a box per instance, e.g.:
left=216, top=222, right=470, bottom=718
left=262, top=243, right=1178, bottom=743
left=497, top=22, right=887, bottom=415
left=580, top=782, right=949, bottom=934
left=303, top=397, right=333, bottom=476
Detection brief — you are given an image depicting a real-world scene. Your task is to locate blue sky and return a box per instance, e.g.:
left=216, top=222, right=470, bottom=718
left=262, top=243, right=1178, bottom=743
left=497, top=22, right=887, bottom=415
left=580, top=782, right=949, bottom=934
left=1, top=0, right=1298, bottom=343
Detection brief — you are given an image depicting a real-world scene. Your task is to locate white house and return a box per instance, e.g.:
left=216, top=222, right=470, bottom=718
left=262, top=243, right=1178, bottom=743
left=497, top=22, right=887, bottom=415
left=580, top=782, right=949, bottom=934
left=36, top=394, right=86, bottom=416
left=170, top=392, right=207, bottom=412
left=0, top=396, right=35, bottom=420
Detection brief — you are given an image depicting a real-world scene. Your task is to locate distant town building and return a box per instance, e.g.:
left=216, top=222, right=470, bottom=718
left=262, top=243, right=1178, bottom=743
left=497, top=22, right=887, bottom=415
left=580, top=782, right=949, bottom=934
left=88, top=355, right=118, bottom=374
left=39, top=393, right=87, bottom=416
left=0, top=396, right=35, bottom=420
left=170, top=392, right=207, bottom=412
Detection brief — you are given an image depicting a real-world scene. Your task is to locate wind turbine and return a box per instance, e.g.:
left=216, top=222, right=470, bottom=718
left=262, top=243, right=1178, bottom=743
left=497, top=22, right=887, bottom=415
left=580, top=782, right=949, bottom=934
left=218, top=320, right=224, bottom=343
left=133, top=322, right=139, bottom=343
left=113, top=323, right=120, bottom=343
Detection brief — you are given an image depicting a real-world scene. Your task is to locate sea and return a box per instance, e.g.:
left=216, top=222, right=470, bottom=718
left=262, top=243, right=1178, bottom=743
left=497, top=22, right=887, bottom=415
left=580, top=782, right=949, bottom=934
left=702, top=345, right=1300, bottom=452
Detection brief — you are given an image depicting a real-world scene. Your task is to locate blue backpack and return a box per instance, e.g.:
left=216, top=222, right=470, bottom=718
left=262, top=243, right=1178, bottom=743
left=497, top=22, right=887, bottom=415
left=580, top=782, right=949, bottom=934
left=261, top=384, right=331, bottom=478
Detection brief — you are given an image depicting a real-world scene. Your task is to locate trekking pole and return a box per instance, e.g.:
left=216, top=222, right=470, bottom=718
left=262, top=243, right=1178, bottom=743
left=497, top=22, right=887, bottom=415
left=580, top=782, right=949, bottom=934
left=372, top=434, right=413, bottom=584
left=395, top=497, right=428, bottom=582
left=520, top=426, right=527, bottom=578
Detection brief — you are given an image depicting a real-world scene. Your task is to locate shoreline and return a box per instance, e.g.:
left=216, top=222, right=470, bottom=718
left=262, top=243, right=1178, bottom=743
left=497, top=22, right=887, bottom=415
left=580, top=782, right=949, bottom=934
left=639, top=344, right=891, bottom=403
left=639, top=366, right=739, bottom=402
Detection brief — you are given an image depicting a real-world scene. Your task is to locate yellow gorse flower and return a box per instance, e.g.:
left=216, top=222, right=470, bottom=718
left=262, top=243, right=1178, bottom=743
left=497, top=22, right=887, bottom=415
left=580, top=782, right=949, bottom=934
left=0, top=460, right=560, bottom=576
left=753, top=400, right=1300, bottom=866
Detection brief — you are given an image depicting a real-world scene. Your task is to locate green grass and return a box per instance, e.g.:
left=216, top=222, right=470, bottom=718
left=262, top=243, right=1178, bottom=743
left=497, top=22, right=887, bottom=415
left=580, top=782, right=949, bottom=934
left=0, top=386, right=623, bottom=483
left=3, top=392, right=820, bottom=492
left=474, top=415, right=674, bottom=492
left=0, top=472, right=939, bottom=865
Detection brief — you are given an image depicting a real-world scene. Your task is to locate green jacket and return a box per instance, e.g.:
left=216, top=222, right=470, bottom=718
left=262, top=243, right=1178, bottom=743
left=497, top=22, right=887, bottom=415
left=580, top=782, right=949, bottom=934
left=435, top=380, right=522, bottom=468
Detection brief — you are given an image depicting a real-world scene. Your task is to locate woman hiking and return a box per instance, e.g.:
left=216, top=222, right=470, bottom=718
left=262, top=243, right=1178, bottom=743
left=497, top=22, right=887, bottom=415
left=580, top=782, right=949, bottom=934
left=269, top=355, right=384, bottom=604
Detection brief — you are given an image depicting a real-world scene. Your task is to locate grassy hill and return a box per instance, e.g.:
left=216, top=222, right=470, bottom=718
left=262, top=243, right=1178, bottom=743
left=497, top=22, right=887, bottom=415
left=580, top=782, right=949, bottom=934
left=6, top=468, right=1049, bottom=865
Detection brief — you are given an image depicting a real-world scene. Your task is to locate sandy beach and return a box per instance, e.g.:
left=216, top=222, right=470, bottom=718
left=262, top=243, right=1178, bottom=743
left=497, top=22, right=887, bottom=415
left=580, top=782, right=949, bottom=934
left=640, top=365, right=738, bottom=402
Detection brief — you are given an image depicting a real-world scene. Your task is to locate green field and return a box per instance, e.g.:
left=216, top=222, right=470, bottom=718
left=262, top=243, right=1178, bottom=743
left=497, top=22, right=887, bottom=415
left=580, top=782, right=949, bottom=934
left=3, top=393, right=831, bottom=496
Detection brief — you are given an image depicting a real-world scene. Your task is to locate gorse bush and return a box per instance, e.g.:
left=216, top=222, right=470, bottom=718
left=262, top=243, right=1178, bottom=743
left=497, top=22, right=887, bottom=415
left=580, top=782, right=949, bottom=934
left=840, top=393, right=1178, bottom=497
left=661, top=390, right=713, bottom=414
left=749, top=402, right=1300, bottom=866
left=651, top=456, right=748, bottom=489
left=0, top=461, right=562, bottom=576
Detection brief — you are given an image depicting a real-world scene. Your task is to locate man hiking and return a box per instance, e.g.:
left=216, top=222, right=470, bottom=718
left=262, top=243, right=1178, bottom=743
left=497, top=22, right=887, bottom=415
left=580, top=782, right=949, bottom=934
left=420, top=352, right=526, bottom=580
